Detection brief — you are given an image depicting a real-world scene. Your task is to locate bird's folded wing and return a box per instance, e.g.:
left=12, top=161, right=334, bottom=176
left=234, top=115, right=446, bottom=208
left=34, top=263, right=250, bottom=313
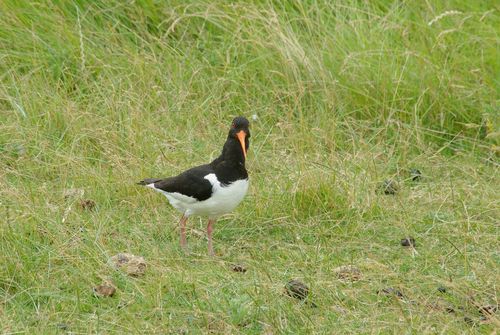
left=153, top=165, right=214, bottom=201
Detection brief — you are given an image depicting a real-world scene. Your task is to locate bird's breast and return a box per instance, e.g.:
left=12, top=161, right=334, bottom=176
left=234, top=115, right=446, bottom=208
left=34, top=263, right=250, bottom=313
left=201, top=174, right=249, bottom=215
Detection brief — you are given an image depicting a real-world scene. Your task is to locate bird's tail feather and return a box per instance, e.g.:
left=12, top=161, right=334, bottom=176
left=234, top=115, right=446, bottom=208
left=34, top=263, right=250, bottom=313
left=137, top=178, right=162, bottom=186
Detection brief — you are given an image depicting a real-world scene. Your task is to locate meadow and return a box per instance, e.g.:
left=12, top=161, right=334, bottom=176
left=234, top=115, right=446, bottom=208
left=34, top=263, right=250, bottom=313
left=0, top=0, right=499, bottom=333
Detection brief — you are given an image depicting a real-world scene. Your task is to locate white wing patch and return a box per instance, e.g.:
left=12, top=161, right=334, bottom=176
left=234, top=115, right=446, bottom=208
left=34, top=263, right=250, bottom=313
left=203, top=173, right=220, bottom=186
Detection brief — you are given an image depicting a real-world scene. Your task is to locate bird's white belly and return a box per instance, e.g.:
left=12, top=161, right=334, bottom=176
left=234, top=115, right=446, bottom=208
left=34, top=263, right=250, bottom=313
left=188, top=178, right=248, bottom=217
left=149, top=174, right=248, bottom=218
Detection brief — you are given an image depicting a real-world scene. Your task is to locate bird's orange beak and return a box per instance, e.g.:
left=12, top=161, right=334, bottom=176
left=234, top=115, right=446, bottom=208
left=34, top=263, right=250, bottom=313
left=236, top=130, right=247, bottom=159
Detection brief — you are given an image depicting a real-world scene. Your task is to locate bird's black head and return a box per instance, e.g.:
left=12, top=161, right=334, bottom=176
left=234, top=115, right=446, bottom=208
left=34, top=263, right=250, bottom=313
left=228, top=116, right=250, bottom=160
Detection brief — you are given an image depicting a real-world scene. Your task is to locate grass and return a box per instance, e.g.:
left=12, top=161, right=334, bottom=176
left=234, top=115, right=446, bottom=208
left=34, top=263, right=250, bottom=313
left=0, top=0, right=499, bottom=333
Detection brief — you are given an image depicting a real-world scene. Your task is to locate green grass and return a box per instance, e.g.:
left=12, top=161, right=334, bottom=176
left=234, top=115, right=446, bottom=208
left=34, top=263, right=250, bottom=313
left=1, top=0, right=499, bottom=333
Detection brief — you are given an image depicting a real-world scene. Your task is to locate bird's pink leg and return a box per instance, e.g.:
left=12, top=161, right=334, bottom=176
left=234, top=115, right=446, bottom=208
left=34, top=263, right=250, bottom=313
left=207, top=219, right=216, bottom=256
left=179, top=214, right=188, bottom=251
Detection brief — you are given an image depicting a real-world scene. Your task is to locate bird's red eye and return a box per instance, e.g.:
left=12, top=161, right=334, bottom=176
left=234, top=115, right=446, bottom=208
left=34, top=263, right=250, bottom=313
left=232, top=123, right=236, bottom=128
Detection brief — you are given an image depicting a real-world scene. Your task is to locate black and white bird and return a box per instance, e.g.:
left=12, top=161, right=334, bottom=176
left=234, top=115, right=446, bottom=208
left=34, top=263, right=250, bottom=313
left=138, top=117, right=250, bottom=256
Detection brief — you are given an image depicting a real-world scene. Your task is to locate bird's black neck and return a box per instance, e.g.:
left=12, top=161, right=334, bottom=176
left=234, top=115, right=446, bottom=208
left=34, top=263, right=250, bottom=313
left=221, top=136, right=246, bottom=165
left=210, top=136, right=247, bottom=183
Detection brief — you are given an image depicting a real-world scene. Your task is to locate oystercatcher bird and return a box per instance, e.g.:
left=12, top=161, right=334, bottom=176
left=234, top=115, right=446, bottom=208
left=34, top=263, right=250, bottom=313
left=138, top=117, right=250, bottom=256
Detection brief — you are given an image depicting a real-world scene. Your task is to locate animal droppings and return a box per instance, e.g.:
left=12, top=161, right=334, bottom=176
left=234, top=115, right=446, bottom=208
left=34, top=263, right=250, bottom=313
left=401, top=237, right=416, bottom=247
left=231, top=264, right=247, bottom=273
left=285, top=279, right=309, bottom=300
left=437, top=286, right=447, bottom=293
left=93, top=283, right=116, bottom=297
left=80, top=199, right=96, bottom=211
left=379, top=180, right=399, bottom=195
left=334, top=265, right=362, bottom=282
left=110, top=253, right=146, bottom=277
